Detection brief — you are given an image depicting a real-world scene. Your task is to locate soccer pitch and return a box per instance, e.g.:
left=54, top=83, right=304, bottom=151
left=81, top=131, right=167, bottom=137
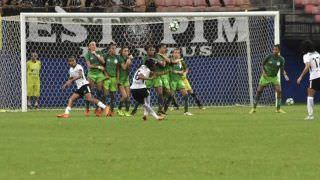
left=1, top=105, right=320, bottom=179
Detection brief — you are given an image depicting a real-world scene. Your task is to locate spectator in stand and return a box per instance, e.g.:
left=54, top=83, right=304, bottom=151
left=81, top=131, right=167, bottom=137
left=67, top=0, right=85, bottom=7
left=18, top=0, right=46, bottom=7
left=45, top=0, right=66, bottom=6
left=2, top=0, right=18, bottom=6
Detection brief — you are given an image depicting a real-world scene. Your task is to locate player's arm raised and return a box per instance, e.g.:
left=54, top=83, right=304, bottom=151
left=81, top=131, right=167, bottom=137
left=91, top=51, right=105, bottom=65
left=85, top=60, right=104, bottom=71
left=62, top=70, right=83, bottom=90
left=297, top=62, right=311, bottom=85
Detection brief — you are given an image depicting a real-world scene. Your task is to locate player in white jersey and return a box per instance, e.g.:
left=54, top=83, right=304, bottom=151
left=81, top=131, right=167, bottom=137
left=57, top=56, right=110, bottom=118
left=130, top=59, right=165, bottom=121
left=297, top=40, right=320, bottom=120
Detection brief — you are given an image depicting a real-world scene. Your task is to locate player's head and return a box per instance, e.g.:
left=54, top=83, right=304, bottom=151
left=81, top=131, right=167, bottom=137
left=145, top=45, right=155, bottom=57
left=172, top=48, right=181, bottom=59
left=157, top=43, right=167, bottom=54
left=120, top=46, right=129, bottom=57
left=272, top=44, right=280, bottom=56
left=88, top=41, right=97, bottom=52
left=301, top=40, right=315, bottom=54
left=31, top=52, right=38, bottom=60
left=108, top=42, right=117, bottom=55
left=145, top=58, right=156, bottom=71
left=68, top=56, right=77, bottom=67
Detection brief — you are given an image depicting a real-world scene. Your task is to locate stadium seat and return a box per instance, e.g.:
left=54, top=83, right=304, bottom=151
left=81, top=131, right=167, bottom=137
left=179, top=0, right=195, bottom=12
left=223, top=0, right=241, bottom=11
left=165, top=0, right=180, bottom=11
left=134, top=0, right=147, bottom=12
left=235, top=0, right=251, bottom=10
left=295, top=0, right=303, bottom=7
left=304, top=4, right=317, bottom=14
left=209, top=0, right=221, bottom=7
left=224, top=0, right=236, bottom=7
left=193, top=0, right=208, bottom=11
left=155, top=0, right=166, bottom=11
left=314, top=14, right=320, bottom=23
left=207, top=0, right=221, bottom=11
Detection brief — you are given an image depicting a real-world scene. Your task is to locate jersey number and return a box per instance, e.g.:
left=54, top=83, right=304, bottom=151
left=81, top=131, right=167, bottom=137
left=313, top=57, right=320, bottom=69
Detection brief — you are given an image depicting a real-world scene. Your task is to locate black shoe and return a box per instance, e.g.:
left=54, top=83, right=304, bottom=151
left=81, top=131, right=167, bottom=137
left=157, top=110, right=167, bottom=115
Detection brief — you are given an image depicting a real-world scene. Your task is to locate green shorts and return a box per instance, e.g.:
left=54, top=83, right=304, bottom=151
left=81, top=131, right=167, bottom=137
left=160, top=75, right=170, bottom=90
left=104, top=77, right=117, bottom=92
left=170, top=80, right=185, bottom=91
left=88, top=71, right=105, bottom=83
left=145, top=79, right=153, bottom=89
left=153, top=76, right=163, bottom=88
left=119, top=79, right=130, bottom=87
left=259, top=75, right=280, bottom=86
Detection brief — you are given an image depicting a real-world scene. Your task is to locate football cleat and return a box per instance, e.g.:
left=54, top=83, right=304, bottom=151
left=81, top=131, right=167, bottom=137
left=184, top=112, right=193, bottom=116
left=57, top=114, right=69, bottom=118
left=275, top=109, right=286, bottom=113
left=249, top=108, right=256, bottom=114
left=304, top=115, right=314, bottom=120
left=85, top=109, right=90, bottom=117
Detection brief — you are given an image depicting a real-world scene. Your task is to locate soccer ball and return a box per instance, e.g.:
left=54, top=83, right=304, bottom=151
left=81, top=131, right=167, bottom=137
left=286, top=98, right=294, bottom=105
left=169, top=20, right=179, bottom=32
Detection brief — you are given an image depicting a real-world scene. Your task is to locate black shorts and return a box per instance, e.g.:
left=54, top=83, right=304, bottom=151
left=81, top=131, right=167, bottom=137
left=131, top=88, right=149, bottom=104
left=310, top=77, right=320, bottom=91
left=75, top=84, right=91, bottom=97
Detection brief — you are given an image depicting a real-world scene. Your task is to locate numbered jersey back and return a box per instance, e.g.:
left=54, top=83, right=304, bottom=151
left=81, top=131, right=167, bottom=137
left=304, top=51, right=320, bottom=80
left=130, top=65, right=151, bottom=89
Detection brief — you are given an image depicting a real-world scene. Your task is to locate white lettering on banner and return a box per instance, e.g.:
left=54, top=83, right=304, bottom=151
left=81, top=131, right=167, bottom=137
left=27, top=17, right=249, bottom=57
left=96, top=18, right=120, bottom=44
left=215, top=17, right=248, bottom=43
left=27, top=18, right=56, bottom=43
left=61, top=18, right=88, bottom=43
left=191, top=17, right=207, bottom=43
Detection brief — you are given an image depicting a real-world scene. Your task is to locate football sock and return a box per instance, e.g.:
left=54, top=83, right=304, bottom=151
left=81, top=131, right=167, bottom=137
left=157, top=96, right=164, bottom=111
left=276, top=98, right=281, bottom=110
left=183, top=95, right=188, bottom=113
left=110, top=95, right=115, bottom=112
left=253, top=93, right=261, bottom=108
left=65, top=106, right=71, bottom=114
left=164, top=95, right=173, bottom=112
left=97, top=101, right=106, bottom=109
left=172, top=95, right=179, bottom=109
left=118, top=101, right=123, bottom=110
left=190, top=93, right=202, bottom=107
left=131, top=102, right=139, bottom=115
left=307, top=96, right=314, bottom=116
left=125, top=100, right=130, bottom=112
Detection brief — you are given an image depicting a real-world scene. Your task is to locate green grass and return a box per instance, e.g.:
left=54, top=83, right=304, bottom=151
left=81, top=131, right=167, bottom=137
left=1, top=105, right=320, bottom=180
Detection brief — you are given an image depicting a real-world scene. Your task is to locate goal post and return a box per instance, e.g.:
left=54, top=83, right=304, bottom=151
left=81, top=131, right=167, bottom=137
left=3, top=11, right=281, bottom=111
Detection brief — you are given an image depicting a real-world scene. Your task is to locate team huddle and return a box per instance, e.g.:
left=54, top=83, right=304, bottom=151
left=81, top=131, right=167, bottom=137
left=57, top=42, right=204, bottom=120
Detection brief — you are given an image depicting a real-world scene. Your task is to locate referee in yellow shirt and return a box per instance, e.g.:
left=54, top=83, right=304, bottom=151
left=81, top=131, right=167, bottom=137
left=27, top=52, right=41, bottom=108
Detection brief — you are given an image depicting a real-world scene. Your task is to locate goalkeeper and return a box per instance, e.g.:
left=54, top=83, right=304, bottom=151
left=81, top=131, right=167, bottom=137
left=249, top=44, right=289, bottom=114
left=27, top=52, right=41, bottom=108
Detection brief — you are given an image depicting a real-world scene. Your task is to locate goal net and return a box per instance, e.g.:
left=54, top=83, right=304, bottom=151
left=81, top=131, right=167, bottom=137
left=0, top=12, right=279, bottom=111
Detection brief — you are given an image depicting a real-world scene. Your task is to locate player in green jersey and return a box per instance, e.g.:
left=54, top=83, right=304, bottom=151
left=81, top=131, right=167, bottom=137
left=117, top=46, right=132, bottom=117
left=154, top=44, right=172, bottom=115
left=169, top=49, right=205, bottom=111
left=164, top=48, right=193, bottom=115
left=103, top=43, right=119, bottom=115
left=131, top=45, right=156, bottom=115
left=84, top=41, right=106, bottom=116
left=249, top=44, right=289, bottom=114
